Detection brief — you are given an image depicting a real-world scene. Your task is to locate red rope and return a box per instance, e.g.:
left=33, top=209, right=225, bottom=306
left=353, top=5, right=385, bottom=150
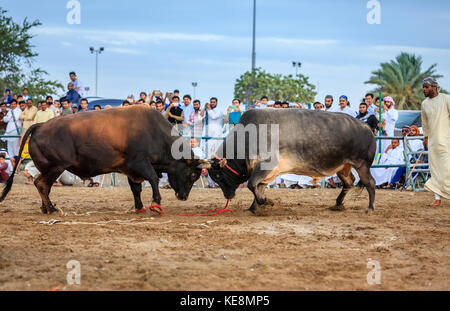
left=149, top=204, right=163, bottom=217
left=178, top=199, right=232, bottom=216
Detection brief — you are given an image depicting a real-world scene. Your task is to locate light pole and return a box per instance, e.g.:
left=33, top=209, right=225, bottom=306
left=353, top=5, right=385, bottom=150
left=89, top=46, right=104, bottom=96
left=192, top=82, right=198, bottom=99
left=249, top=0, right=257, bottom=108
left=292, top=61, right=302, bottom=76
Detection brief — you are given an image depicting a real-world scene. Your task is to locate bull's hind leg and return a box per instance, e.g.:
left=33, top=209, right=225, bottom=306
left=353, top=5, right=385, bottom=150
left=34, top=168, right=64, bottom=214
left=127, top=177, right=144, bottom=211
left=355, top=163, right=376, bottom=212
left=127, top=160, right=161, bottom=208
left=335, top=164, right=355, bottom=208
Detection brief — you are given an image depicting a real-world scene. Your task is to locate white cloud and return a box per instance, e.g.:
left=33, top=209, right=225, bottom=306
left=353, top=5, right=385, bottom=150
left=108, top=47, right=146, bottom=55
left=33, top=26, right=339, bottom=48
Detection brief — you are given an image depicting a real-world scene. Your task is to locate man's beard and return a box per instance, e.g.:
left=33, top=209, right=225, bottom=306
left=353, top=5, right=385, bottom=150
left=325, top=103, right=332, bottom=109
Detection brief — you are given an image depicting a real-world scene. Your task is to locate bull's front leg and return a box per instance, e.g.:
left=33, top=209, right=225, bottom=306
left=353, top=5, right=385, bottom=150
left=247, top=180, right=274, bottom=215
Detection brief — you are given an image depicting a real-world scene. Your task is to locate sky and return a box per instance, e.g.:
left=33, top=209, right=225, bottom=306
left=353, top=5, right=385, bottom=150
left=2, top=0, right=450, bottom=111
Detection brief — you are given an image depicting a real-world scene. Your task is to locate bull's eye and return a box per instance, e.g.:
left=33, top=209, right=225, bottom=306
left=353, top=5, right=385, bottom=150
left=215, top=174, right=221, bottom=180
left=191, top=173, right=197, bottom=179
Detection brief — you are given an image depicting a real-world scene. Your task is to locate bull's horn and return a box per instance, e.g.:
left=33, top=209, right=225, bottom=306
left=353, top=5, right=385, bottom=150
left=219, top=158, right=227, bottom=168
left=197, top=159, right=213, bottom=169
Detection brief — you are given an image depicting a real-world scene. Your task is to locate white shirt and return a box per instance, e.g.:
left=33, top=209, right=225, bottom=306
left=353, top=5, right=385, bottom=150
left=72, top=78, right=84, bottom=97
left=203, top=107, right=225, bottom=137
left=181, top=104, right=194, bottom=123
left=382, top=108, right=398, bottom=137
left=3, top=107, right=22, bottom=136
left=336, top=106, right=357, bottom=118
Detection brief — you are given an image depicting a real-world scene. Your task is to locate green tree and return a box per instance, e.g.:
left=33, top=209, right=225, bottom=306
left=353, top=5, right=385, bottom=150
left=0, top=7, right=63, bottom=102
left=234, top=68, right=316, bottom=104
left=365, top=52, right=444, bottom=110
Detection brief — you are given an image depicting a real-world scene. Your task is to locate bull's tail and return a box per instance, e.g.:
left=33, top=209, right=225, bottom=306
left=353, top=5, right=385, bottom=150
left=0, top=123, right=43, bottom=203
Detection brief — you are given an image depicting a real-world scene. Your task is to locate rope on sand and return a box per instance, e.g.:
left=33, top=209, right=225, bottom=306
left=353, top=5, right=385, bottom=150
left=33, top=219, right=172, bottom=226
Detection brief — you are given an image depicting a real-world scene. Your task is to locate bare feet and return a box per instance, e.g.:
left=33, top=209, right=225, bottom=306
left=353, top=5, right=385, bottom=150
left=53, top=182, right=63, bottom=187
left=430, top=200, right=441, bottom=207
left=24, top=181, right=33, bottom=185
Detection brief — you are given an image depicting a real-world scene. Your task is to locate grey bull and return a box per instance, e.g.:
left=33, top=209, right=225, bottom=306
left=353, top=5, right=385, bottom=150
left=206, top=108, right=377, bottom=213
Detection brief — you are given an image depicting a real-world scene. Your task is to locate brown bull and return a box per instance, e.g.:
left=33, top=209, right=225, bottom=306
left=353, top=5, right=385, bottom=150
left=0, top=105, right=204, bottom=214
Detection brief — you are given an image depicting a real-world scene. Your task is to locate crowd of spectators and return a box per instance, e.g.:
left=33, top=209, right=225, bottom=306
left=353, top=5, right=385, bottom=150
left=0, top=72, right=424, bottom=190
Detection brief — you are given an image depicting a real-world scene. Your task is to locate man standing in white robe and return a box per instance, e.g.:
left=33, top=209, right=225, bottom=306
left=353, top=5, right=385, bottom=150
left=421, top=77, right=450, bottom=206
left=370, top=139, right=404, bottom=186
left=200, top=97, right=225, bottom=187
left=2, top=99, right=22, bottom=159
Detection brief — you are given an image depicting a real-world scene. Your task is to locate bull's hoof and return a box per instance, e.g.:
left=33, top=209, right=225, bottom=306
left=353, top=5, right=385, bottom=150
left=264, top=199, right=275, bottom=206
left=329, top=205, right=345, bottom=211
left=254, top=207, right=269, bottom=216
left=135, top=207, right=146, bottom=214
left=365, top=208, right=375, bottom=214
left=47, top=206, right=58, bottom=214
left=40, top=205, right=48, bottom=214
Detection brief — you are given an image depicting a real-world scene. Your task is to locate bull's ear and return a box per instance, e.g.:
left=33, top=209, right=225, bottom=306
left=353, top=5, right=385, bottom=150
left=197, top=159, right=213, bottom=169
left=187, top=159, right=195, bottom=166
left=219, top=158, right=227, bottom=168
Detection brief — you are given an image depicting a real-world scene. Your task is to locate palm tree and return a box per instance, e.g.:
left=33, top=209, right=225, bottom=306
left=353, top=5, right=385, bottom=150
left=365, top=52, right=443, bottom=110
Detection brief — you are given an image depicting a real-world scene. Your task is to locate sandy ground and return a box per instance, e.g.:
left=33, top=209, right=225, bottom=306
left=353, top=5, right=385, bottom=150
left=0, top=174, right=448, bottom=291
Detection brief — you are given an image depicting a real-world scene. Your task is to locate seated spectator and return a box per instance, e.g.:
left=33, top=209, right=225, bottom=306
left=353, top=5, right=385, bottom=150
left=370, top=138, right=404, bottom=187
left=149, top=101, right=156, bottom=109
left=71, top=104, right=78, bottom=114
left=0, top=154, right=10, bottom=183
left=273, top=101, right=282, bottom=108
left=313, top=102, right=324, bottom=110
left=387, top=125, right=425, bottom=188
left=23, top=160, right=39, bottom=185
left=122, top=100, right=130, bottom=107
left=79, top=98, right=89, bottom=112
left=33, top=101, right=55, bottom=123
left=53, top=100, right=62, bottom=117
left=190, top=137, right=204, bottom=159
left=281, top=102, right=289, bottom=109
left=104, top=105, right=112, bottom=109
left=93, top=104, right=101, bottom=111
left=67, top=82, right=81, bottom=106
left=225, top=99, right=244, bottom=126
left=61, top=98, right=73, bottom=115
left=356, top=102, right=378, bottom=133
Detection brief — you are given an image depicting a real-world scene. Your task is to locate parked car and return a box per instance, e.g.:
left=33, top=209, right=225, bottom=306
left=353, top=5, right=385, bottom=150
left=394, top=110, right=422, bottom=136
left=84, top=97, right=124, bottom=110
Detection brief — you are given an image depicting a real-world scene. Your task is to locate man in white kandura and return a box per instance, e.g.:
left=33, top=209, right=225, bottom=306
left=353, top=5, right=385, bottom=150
left=421, top=77, right=450, bottom=206
left=370, top=138, right=404, bottom=186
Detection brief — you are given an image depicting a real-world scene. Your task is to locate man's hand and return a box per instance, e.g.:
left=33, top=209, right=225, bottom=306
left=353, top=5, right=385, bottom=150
left=226, top=108, right=231, bottom=114
left=385, top=144, right=392, bottom=153
left=423, top=136, right=428, bottom=149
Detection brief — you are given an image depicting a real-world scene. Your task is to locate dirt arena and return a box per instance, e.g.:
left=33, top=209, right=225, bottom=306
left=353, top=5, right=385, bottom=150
left=0, top=175, right=448, bottom=291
